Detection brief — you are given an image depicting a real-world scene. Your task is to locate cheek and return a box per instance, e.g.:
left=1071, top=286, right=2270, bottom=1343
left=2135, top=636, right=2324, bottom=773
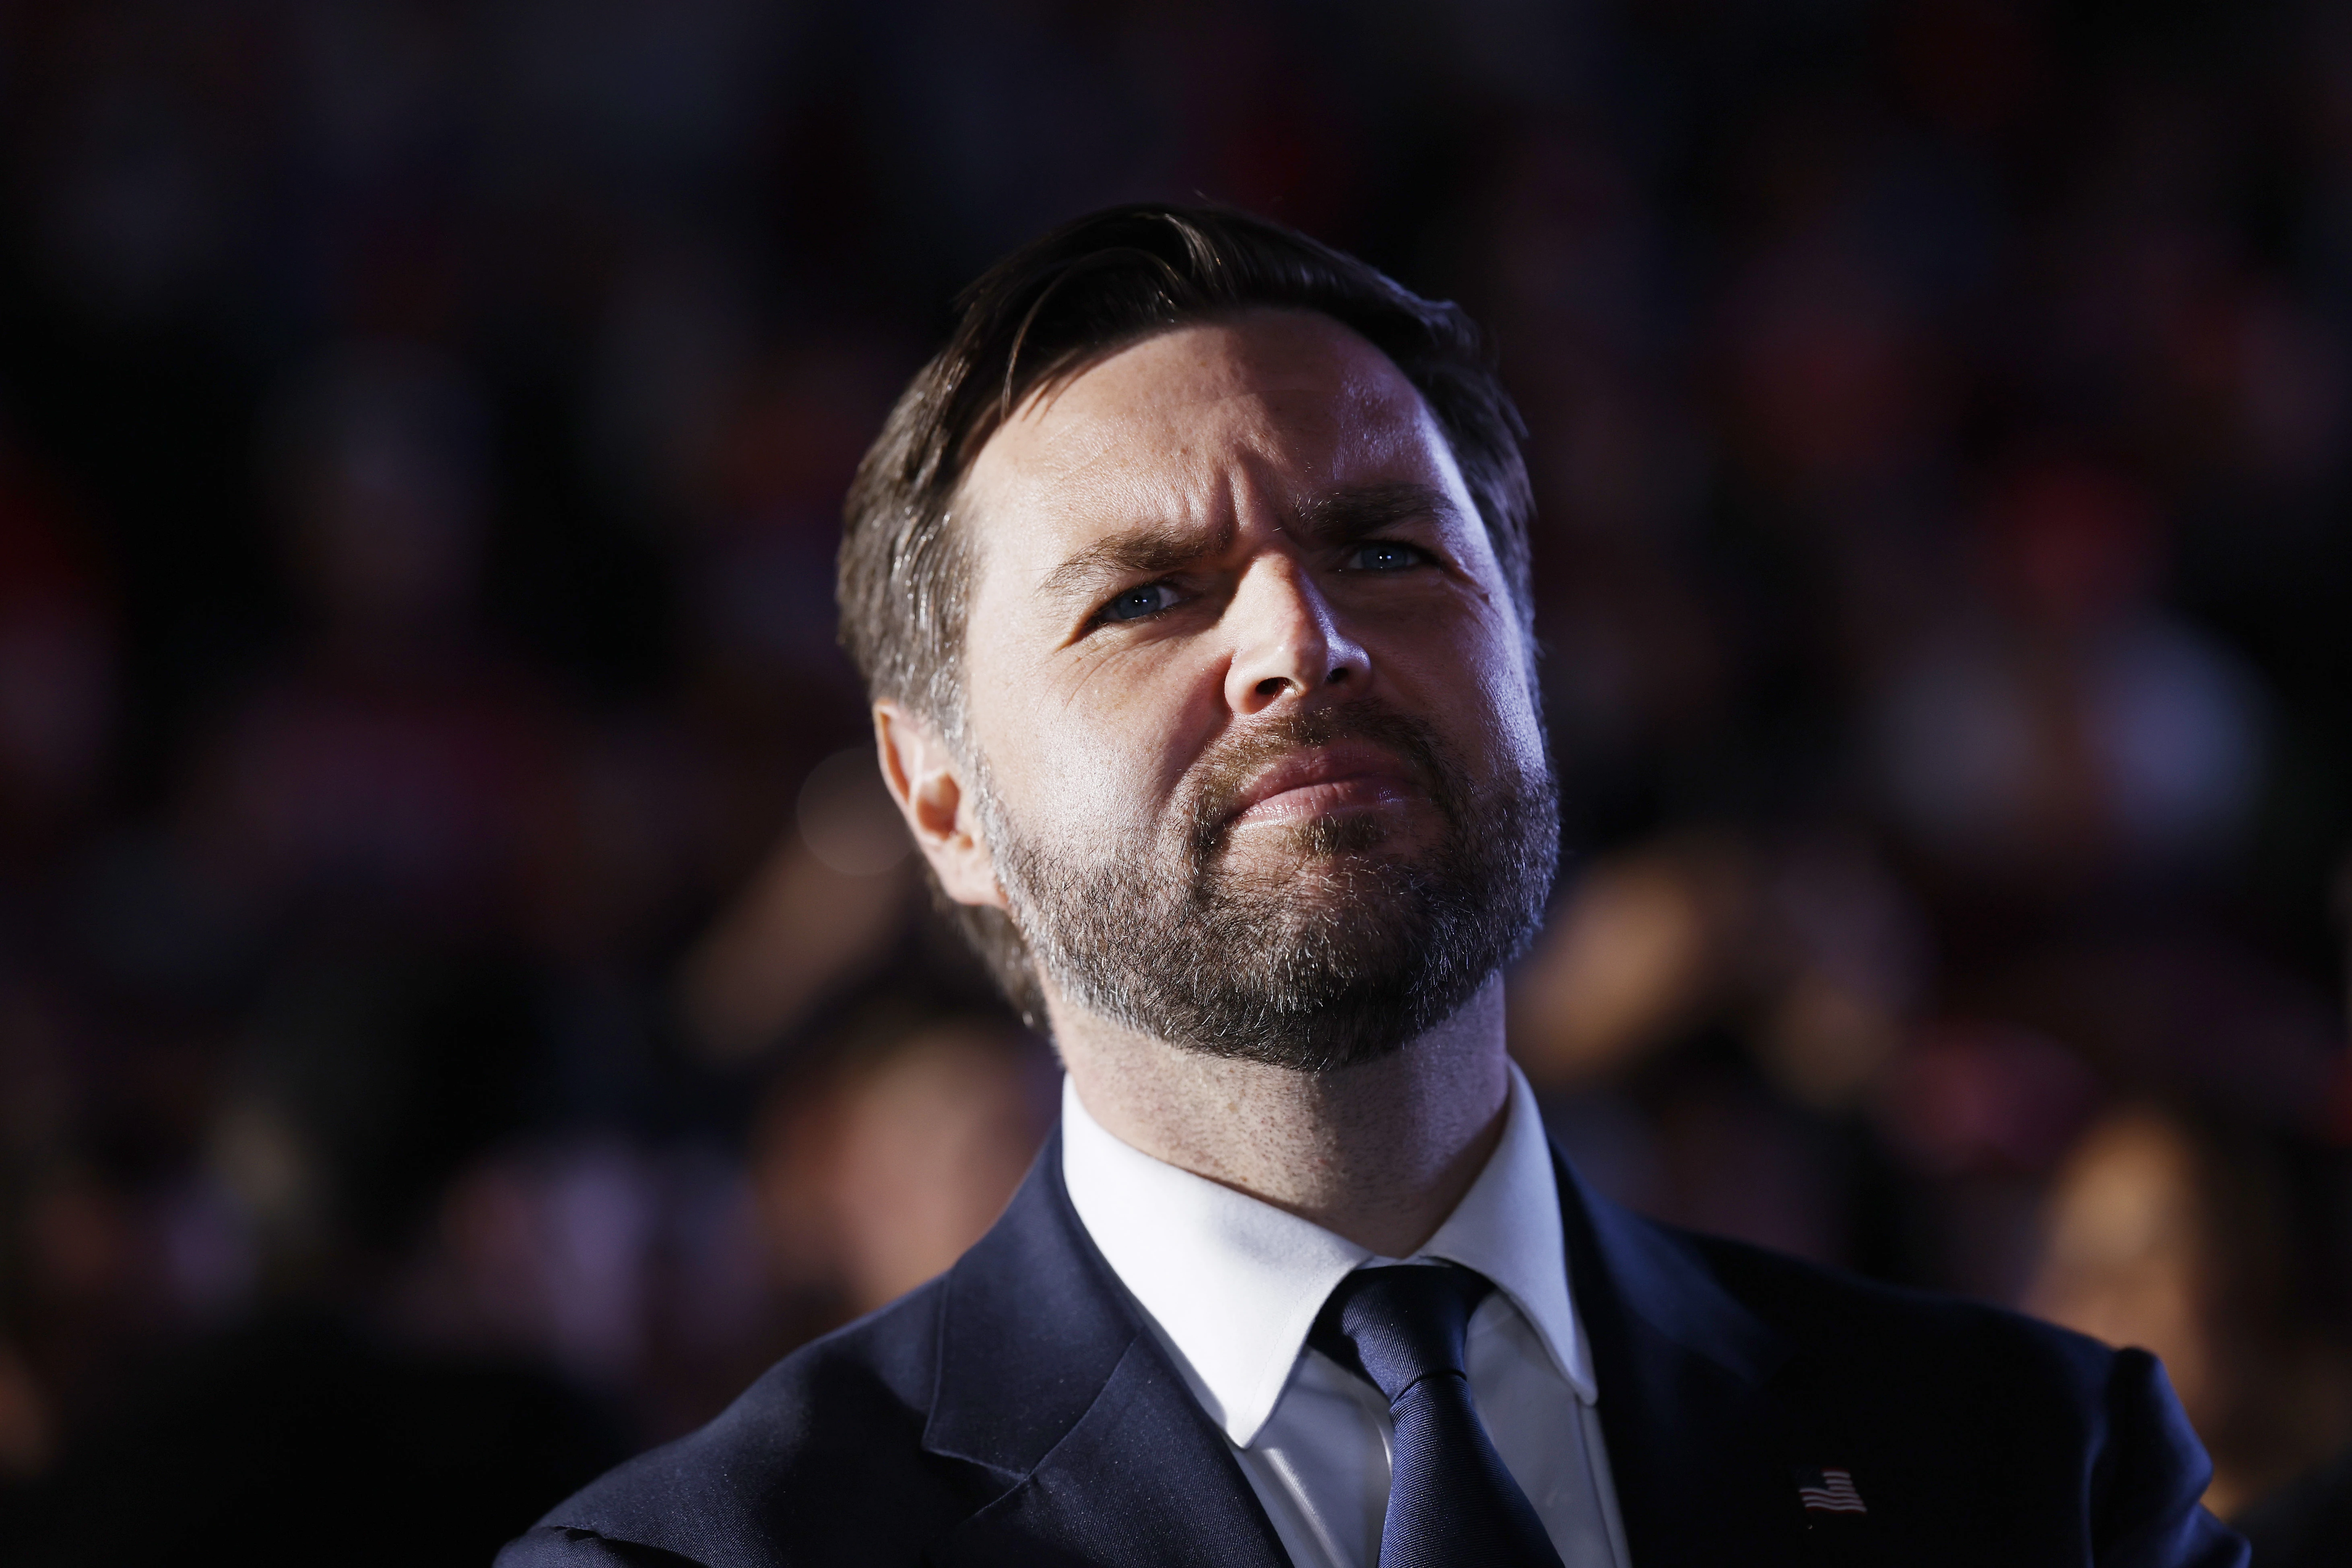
left=1454, top=560, right=1546, bottom=776
left=1379, top=600, right=1545, bottom=776
left=1479, top=626, right=1547, bottom=771
left=1487, top=675, right=1550, bottom=795
left=1455, top=659, right=1546, bottom=790
left=971, top=646, right=1219, bottom=837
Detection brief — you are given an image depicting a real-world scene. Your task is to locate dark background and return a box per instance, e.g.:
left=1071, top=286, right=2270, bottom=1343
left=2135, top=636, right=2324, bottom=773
left=0, top=0, right=2348, bottom=1562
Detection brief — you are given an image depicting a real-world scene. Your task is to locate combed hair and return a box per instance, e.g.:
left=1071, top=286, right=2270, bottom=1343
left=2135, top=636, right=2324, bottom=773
left=835, top=202, right=1536, bottom=1018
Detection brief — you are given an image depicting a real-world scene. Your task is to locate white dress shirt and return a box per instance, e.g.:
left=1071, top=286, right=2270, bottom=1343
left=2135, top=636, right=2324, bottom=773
left=1060, top=1063, right=1633, bottom=1568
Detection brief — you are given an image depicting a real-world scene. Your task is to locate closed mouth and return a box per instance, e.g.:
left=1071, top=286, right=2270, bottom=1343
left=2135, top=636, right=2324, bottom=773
left=1222, top=741, right=1424, bottom=829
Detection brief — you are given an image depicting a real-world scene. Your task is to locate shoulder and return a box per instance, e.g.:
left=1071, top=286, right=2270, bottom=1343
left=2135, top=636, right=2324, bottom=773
left=500, top=1279, right=990, bottom=1568
left=1568, top=1166, right=2121, bottom=1416
left=1663, top=1226, right=2240, bottom=1564
left=1684, top=1227, right=2113, bottom=1393
left=1678, top=1223, right=2172, bottom=1442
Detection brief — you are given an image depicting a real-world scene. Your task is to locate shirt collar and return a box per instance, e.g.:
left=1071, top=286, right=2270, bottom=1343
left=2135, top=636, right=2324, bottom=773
left=1059, top=1061, right=1594, bottom=1448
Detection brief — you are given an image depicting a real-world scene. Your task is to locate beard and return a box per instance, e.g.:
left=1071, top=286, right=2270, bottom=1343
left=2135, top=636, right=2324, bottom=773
left=974, top=702, right=1559, bottom=1072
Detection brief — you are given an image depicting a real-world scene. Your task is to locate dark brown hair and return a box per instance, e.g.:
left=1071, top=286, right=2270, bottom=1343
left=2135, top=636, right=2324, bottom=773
left=834, top=202, right=1536, bottom=1019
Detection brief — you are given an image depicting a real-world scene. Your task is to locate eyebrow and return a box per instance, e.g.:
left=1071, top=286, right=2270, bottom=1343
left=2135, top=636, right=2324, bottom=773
left=1036, top=481, right=1463, bottom=609
left=1292, top=481, right=1463, bottom=546
left=1038, top=516, right=1236, bottom=608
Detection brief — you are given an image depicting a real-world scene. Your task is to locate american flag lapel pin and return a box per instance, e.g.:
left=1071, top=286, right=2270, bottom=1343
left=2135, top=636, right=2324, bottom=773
left=1795, top=1465, right=1867, bottom=1516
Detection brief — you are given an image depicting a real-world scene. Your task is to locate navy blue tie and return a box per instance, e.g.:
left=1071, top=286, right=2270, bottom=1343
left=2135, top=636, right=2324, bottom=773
left=1310, top=1263, right=1566, bottom=1568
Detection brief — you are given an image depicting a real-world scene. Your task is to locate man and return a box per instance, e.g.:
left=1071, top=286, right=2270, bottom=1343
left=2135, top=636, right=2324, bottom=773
left=501, top=206, right=2245, bottom=1567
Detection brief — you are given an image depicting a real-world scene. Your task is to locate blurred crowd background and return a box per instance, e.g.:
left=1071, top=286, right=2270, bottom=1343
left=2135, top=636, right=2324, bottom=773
left=0, top=0, right=2348, bottom=1562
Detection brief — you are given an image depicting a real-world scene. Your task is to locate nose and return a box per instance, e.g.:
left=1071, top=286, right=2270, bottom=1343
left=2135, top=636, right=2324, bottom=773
left=1222, top=556, right=1371, bottom=716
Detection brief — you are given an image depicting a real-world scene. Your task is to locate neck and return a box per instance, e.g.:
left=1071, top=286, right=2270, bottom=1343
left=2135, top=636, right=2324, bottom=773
left=1051, top=976, right=1513, bottom=1257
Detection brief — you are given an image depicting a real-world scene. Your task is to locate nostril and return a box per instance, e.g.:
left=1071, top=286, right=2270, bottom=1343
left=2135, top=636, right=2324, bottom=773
left=1255, top=676, right=1287, bottom=698
left=1327, top=666, right=1349, bottom=685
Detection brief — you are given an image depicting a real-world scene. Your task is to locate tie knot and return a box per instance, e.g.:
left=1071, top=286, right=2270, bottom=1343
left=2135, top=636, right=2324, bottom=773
left=1309, top=1263, right=1495, bottom=1407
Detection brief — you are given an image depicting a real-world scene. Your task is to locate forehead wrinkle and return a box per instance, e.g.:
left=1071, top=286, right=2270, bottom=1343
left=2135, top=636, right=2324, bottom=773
left=1020, top=369, right=1341, bottom=429
left=1000, top=342, right=1403, bottom=484
left=1003, top=390, right=1332, bottom=498
left=1011, top=307, right=1391, bottom=423
left=977, top=319, right=1429, bottom=512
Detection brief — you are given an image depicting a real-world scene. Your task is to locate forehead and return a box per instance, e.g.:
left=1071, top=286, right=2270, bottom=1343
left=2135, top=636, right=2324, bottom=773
left=958, top=310, right=1463, bottom=555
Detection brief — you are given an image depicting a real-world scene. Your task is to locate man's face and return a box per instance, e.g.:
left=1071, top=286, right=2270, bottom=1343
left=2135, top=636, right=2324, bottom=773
left=940, top=308, right=1556, bottom=1067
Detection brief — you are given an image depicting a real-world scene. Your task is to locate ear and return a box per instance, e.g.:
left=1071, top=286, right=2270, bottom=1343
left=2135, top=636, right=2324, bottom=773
left=873, top=701, right=1005, bottom=910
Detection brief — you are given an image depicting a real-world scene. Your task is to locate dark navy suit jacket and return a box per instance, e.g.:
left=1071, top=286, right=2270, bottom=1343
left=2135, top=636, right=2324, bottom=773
left=499, top=1132, right=2247, bottom=1567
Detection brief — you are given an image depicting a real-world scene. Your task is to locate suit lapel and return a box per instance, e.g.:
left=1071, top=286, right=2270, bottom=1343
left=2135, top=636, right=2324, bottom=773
left=919, top=1119, right=1829, bottom=1566
left=924, top=1132, right=1289, bottom=1568
left=1555, top=1148, right=1816, bottom=1566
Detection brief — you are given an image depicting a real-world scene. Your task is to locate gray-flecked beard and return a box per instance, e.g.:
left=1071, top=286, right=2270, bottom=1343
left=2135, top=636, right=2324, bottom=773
left=975, top=704, right=1559, bottom=1072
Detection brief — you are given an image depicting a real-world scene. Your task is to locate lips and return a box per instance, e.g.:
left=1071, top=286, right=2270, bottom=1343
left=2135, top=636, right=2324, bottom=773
left=1221, top=740, right=1424, bottom=828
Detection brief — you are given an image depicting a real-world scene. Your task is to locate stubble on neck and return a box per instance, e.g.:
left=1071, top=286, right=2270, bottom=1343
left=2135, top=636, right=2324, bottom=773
left=1052, top=974, right=1514, bottom=1258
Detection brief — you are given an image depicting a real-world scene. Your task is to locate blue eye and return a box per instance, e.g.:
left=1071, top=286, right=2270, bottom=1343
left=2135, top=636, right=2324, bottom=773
left=1346, top=541, right=1426, bottom=571
left=1100, top=582, right=1179, bottom=622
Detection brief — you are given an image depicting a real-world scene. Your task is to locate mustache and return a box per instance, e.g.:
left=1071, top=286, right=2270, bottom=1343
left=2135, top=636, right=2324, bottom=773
left=1177, top=702, right=1465, bottom=854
